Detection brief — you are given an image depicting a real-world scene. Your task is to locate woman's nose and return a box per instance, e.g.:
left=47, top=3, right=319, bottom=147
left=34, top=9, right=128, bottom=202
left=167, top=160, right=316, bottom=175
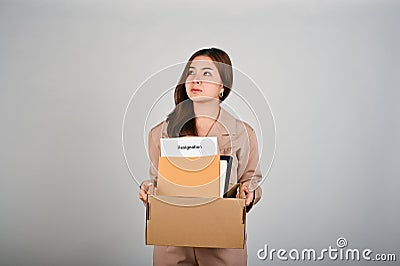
left=193, top=79, right=201, bottom=85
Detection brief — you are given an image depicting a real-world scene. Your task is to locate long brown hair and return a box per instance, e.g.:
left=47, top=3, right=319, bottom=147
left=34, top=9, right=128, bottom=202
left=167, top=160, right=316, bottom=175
left=166, top=48, right=233, bottom=137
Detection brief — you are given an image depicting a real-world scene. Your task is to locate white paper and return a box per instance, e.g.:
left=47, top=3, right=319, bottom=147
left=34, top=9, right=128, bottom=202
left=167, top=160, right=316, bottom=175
left=160, top=137, right=218, bottom=157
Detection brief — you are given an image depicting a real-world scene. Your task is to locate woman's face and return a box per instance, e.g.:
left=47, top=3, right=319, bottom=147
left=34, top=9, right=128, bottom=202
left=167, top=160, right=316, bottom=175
left=185, top=55, right=224, bottom=102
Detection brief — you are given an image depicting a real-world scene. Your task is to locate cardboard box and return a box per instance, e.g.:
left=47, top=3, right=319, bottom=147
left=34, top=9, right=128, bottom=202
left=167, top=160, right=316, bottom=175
left=146, top=138, right=246, bottom=249
left=145, top=185, right=247, bottom=249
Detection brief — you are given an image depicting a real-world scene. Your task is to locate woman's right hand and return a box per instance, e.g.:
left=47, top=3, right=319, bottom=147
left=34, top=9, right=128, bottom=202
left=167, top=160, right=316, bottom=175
left=139, top=182, right=152, bottom=206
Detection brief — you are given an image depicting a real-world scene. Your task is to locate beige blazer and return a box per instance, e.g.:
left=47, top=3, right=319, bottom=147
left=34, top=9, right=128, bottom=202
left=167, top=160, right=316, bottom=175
left=143, top=107, right=262, bottom=209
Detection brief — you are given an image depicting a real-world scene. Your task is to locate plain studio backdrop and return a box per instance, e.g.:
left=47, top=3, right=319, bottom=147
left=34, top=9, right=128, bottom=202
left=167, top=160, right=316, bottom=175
left=0, top=0, right=399, bottom=265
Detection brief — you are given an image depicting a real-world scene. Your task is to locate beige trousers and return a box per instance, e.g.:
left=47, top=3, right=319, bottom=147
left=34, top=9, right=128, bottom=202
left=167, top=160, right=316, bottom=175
left=153, top=244, right=247, bottom=266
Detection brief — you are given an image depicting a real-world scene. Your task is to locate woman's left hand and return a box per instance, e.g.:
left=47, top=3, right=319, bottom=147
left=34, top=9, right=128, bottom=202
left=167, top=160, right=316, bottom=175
left=236, top=185, right=255, bottom=206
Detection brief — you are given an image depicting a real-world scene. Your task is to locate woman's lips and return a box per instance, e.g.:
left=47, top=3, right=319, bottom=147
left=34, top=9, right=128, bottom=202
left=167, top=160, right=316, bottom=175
left=191, top=88, right=202, bottom=93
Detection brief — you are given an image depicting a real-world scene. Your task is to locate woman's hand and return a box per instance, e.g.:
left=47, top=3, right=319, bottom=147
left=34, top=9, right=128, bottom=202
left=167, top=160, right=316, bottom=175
left=236, top=185, right=255, bottom=206
left=243, top=186, right=255, bottom=207
left=139, top=183, right=152, bottom=207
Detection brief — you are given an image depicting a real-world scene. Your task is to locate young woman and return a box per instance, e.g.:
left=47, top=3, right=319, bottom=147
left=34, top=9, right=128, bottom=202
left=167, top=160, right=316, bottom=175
left=139, top=47, right=262, bottom=266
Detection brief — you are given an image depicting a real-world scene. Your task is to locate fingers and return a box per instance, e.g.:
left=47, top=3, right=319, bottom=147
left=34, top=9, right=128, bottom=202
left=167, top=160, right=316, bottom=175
left=241, top=186, right=253, bottom=206
left=246, top=191, right=255, bottom=206
left=236, top=186, right=252, bottom=204
left=235, top=185, right=246, bottom=198
left=139, top=183, right=152, bottom=207
left=238, top=186, right=248, bottom=199
left=245, top=192, right=253, bottom=206
left=139, top=190, right=147, bottom=206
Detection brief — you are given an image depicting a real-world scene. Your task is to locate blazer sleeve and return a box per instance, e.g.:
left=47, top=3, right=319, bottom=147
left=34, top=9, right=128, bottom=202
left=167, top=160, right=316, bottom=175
left=140, top=126, right=160, bottom=189
left=237, top=126, right=263, bottom=210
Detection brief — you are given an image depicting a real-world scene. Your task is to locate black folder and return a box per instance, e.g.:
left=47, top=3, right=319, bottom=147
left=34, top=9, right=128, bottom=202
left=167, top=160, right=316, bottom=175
left=220, top=155, right=235, bottom=198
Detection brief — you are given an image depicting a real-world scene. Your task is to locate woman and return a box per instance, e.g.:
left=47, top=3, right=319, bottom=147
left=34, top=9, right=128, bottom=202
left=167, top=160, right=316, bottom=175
left=139, top=47, right=262, bottom=266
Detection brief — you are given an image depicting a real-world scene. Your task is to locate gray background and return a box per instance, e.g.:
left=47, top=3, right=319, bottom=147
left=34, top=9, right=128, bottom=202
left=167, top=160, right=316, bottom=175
left=0, top=0, right=399, bottom=265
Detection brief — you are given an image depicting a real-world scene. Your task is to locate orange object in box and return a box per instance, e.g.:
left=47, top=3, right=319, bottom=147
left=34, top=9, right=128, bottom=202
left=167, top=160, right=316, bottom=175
left=157, top=155, right=220, bottom=198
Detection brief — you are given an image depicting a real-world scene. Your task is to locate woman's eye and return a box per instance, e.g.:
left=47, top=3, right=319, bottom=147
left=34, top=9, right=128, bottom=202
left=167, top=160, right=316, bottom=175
left=203, top=71, right=212, bottom=76
left=188, top=70, right=195, bottom=75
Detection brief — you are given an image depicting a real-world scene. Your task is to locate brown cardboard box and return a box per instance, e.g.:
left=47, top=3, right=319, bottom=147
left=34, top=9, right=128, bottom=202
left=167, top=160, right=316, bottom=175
left=145, top=185, right=246, bottom=249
